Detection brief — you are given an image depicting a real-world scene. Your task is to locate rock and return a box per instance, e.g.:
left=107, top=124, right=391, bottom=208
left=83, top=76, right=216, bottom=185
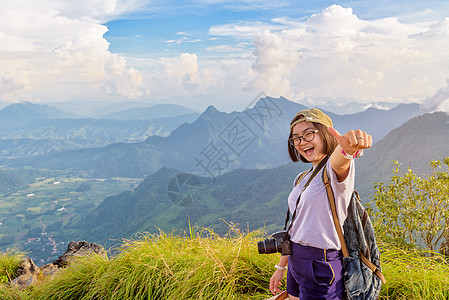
left=40, top=263, right=60, bottom=280
left=52, top=241, right=106, bottom=267
left=15, top=258, right=39, bottom=276
left=7, top=241, right=105, bottom=289
left=10, top=258, right=39, bottom=290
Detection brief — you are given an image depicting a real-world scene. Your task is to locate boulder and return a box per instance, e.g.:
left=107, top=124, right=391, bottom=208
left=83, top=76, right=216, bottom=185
left=52, top=241, right=106, bottom=267
left=8, top=241, right=105, bottom=289
left=10, top=258, right=39, bottom=290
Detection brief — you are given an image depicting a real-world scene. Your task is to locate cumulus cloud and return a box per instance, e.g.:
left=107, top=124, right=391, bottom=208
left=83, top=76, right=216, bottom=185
left=0, top=0, right=148, bottom=103
left=0, top=73, right=27, bottom=102
left=151, top=53, right=223, bottom=96
left=421, top=80, right=449, bottom=113
left=244, top=4, right=449, bottom=103
left=248, top=30, right=298, bottom=97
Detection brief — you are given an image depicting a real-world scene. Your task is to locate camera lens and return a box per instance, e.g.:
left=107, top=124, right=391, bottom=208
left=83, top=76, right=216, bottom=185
left=257, top=239, right=277, bottom=254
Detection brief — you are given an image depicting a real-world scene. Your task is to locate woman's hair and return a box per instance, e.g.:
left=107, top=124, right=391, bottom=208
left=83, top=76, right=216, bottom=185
left=288, top=120, right=339, bottom=163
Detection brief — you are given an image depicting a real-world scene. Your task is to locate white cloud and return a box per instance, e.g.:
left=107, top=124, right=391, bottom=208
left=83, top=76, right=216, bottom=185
left=245, top=4, right=449, bottom=103
left=0, top=0, right=149, bottom=103
left=248, top=30, right=298, bottom=98
left=209, top=21, right=283, bottom=39
left=206, top=44, right=246, bottom=53
left=151, top=53, right=223, bottom=95
left=421, top=79, right=449, bottom=113
left=0, top=72, right=27, bottom=102
left=1, top=2, right=449, bottom=108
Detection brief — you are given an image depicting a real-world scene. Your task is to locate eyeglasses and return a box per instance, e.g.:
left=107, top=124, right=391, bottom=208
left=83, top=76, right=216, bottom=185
left=289, top=130, right=318, bottom=146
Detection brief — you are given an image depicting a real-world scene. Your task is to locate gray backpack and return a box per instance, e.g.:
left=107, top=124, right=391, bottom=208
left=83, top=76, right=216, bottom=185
left=323, top=165, right=386, bottom=300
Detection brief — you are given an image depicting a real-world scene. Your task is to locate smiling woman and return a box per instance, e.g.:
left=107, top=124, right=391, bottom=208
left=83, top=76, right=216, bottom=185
left=270, top=108, right=373, bottom=300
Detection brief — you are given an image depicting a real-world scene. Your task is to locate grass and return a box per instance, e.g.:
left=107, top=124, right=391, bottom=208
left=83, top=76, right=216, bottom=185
left=0, top=226, right=448, bottom=300
left=379, top=244, right=449, bottom=300
left=0, top=250, right=24, bottom=284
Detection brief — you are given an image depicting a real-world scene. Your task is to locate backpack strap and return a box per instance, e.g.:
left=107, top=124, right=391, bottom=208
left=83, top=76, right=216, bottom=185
left=282, top=170, right=310, bottom=230
left=283, top=157, right=329, bottom=232
left=322, top=166, right=349, bottom=257
left=295, top=170, right=310, bottom=186
left=322, top=165, right=387, bottom=284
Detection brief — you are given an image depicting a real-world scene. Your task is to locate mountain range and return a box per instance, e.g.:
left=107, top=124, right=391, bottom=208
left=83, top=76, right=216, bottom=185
left=0, top=101, right=78, bottom=129
left=2, top=96, right=448, bottom=261
left=4, top=97, right=420, bottom=178
left=0, top=103, right=199, bottom=159
left=61, top=110, right=449, bottom=248
left=99, top=103, right=197, bottom=120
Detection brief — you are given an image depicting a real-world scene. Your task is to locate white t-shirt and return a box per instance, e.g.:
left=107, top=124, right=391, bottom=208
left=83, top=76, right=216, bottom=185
left=288, top=159, right=355, bottom=250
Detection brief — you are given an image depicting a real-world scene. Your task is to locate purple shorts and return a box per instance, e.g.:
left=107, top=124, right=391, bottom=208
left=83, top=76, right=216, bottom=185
left=287, top=242, right=344, bottom=299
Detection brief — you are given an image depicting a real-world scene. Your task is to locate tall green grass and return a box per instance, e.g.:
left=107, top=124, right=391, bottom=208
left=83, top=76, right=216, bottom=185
left=379, top=244, right=449, bottom=300
left=0, top=250, right=24, bottom=284
left=0, top=227, right=448, bottom=299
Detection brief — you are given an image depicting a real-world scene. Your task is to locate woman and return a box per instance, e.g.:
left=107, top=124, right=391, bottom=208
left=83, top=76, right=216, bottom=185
left=269, top=108, right=372, bottom=300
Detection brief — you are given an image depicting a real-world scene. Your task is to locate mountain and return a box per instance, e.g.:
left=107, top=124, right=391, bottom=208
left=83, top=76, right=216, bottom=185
left=0, top=114, right=199, bottom=158
left=100, top=104, right=197, bottom=120
left=63, top=111, right=449, bottom=247
left=332, top=103, right=421, bottom=144
left=63, top=163, right=311, bottom=246
left=356, top=111, right=449, bottom=195
left=6, top=97, right=420, bottom=178
left=315, top=101, right=403, bottom=115
left=0, top=102, right=78, bottom=130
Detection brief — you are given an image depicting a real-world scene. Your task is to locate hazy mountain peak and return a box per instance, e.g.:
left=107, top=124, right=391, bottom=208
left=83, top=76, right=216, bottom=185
left=203, top=105, right=220, bottom=114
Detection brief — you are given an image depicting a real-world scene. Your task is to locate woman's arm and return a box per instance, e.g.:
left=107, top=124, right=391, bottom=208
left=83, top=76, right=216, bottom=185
left=269, top=255, right=288, bottom=295
left=328, top=127, right=372, bottom=182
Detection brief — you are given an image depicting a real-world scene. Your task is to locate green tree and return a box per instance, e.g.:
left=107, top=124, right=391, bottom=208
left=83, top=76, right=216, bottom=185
left=370, top=158, right=449, bottom=253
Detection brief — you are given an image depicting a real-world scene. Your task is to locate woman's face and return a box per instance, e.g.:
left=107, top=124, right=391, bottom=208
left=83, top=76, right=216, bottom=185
left=291, top=122, right=326, bottom=165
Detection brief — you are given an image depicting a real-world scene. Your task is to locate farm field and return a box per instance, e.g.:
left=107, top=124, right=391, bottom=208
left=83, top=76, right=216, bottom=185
left=0, top=174, right=142, bottom=264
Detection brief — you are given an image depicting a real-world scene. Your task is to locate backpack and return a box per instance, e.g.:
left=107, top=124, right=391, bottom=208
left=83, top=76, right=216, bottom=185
left=322, top=165, right=386, bottom=300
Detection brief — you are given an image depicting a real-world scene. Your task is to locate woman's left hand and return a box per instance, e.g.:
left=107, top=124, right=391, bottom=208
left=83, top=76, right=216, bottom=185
left=327, top=127, right=372, bottom=156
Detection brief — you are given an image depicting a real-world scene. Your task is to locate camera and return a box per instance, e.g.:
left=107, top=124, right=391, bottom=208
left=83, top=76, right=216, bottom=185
left=257, top=230, right=291, bottom=256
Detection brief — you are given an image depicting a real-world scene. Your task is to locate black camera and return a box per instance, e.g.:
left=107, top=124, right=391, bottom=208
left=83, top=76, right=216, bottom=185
left=257, top=230, right=291, bottom=256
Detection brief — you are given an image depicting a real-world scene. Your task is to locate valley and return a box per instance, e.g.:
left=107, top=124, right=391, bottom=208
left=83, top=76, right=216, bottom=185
left=0, top=171, right=141, bottom=264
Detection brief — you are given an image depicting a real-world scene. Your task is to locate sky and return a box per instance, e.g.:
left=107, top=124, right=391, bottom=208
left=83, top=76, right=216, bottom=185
left=1, top=0, right=449, bottom=112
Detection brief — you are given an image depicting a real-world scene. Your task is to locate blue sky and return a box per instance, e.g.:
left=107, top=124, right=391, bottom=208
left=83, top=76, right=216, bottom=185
left=1, top=0, right=449, bottom=112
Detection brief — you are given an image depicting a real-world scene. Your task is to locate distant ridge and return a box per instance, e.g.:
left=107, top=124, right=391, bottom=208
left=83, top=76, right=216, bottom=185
left=100, top=104, right=197, bottom=120
left=0, top=102, right=77, bottom=129
left=5, top=97, right=421, bottom=178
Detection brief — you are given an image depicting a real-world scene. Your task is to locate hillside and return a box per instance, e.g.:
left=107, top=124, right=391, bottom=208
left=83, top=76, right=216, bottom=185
left=356, top=111, right=449, bottom=194
left=0, top=169, right=30, bottom=194
left=2, top=232, right=447, bottom=299
left=0, top=114, right=198, bottom=158
left=63, top=162, right=310, bottom=246
left=5, top=97, right=420, bottom=178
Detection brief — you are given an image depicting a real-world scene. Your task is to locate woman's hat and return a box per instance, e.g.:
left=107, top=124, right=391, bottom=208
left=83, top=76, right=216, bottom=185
left=290, top=108, right=333, bottom=130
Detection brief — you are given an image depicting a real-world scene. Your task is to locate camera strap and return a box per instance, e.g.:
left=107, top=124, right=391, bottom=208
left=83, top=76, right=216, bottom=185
left=283, top=156, right=329, bottom=236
